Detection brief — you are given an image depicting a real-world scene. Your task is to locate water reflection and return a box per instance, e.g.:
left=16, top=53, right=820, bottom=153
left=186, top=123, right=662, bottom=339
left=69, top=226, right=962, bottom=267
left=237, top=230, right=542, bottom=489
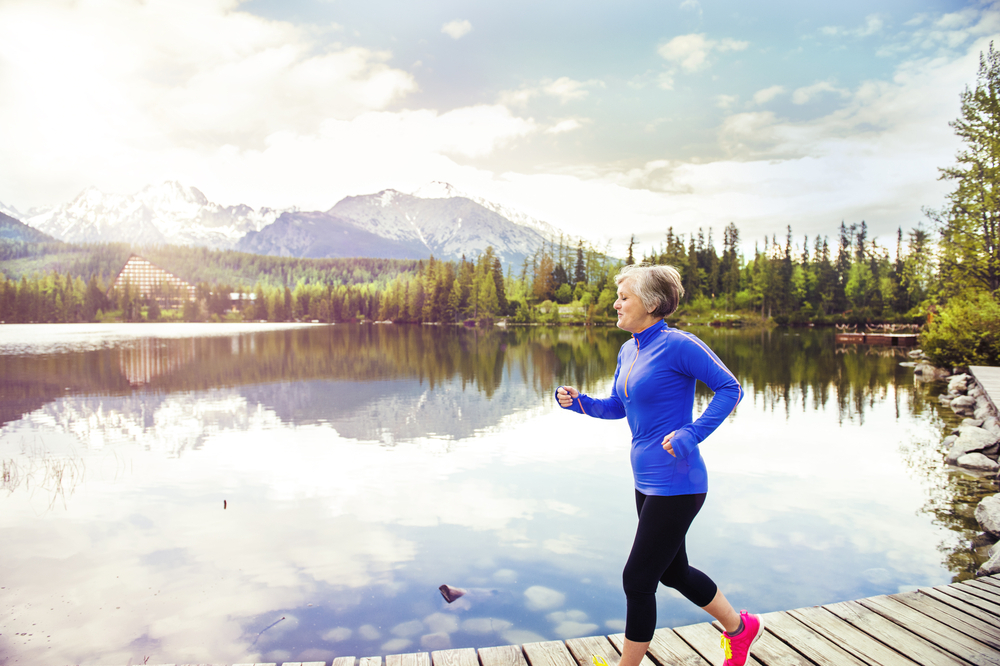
left=0, top=323, right=996, bottom=666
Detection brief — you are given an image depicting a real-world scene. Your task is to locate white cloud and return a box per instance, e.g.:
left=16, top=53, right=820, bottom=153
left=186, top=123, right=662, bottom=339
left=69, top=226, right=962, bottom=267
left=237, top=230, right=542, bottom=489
left=792, top=81, right=849, bottom=105
left=441, top=19, right=473, bottom=40
left=546, top=119, right=585, bottom=134
left=472, top=37, right=980, bottom=256
left=524, top=585, right=565, bottom=611
left=821, top=13, right=885, bottom=37
left=0, top=0, right=418, bottom=208
left=499, top=77, right=603, bottom=106
left=935, top=9, right=977, bottom=30
left=657, top=33, right=749, bottom=72
left=544, top=76, right=595, bottom=102
left=716, top=94, right=738, bottom=109
left=321, top=627, right=352, bottom=642
left=679, top=0, right=702, bottom=16
left=752, top=85, right=786, bottom=105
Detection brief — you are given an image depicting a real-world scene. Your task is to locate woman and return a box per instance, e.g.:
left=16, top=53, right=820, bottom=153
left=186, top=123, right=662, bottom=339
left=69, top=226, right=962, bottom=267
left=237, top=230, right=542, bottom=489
left=555, top=264, right=761, bottom=666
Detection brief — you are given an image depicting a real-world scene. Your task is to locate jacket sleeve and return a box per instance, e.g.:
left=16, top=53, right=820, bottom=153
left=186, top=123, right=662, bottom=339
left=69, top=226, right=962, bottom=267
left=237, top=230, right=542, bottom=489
left=554, top=353, right=627, bottom=420
left=668, top=335, right=743, bottom=458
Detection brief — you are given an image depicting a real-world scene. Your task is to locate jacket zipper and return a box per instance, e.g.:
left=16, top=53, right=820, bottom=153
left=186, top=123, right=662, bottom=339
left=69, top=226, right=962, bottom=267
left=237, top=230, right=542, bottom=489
left=624, top=337, right=639, bottom=398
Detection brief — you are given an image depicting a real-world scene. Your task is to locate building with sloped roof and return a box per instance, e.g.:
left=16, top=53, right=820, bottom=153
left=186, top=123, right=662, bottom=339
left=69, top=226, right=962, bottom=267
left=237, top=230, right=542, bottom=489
left=110, top=254, right=196, bottom=306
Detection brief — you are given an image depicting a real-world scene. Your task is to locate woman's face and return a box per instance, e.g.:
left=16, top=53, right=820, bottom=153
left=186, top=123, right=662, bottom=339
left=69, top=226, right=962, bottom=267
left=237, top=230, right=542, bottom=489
left=614, top=279, right=659, bottom=334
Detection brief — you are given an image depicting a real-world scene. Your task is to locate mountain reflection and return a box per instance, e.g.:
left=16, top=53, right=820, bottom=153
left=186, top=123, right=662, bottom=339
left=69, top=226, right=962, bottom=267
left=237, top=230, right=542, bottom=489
left=0, top=325, right=630, bottom=449
left=1, top=325, right=929, bottom=438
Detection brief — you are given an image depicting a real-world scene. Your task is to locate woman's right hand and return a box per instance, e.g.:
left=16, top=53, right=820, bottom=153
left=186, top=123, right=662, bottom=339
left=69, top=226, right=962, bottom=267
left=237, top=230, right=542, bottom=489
left=555, top=385, right=579, bottom=408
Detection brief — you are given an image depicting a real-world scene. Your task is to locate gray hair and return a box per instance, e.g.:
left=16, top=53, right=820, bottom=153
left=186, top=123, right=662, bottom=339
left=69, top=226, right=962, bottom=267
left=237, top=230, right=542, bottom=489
left=615, top=264, right=685, bottom=317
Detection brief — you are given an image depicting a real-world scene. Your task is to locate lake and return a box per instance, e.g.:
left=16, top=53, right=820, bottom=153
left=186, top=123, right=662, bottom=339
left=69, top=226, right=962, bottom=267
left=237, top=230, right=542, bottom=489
left=0, top=322, right=995, bottom=665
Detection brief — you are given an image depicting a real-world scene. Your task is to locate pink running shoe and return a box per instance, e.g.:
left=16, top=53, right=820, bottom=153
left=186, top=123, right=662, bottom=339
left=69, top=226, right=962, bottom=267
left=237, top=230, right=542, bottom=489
left=720, top=611, right=763, bottom=666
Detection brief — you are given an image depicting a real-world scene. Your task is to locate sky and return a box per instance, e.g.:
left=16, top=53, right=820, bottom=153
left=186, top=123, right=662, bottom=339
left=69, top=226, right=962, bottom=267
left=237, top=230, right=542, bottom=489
left=0, top=0, right=997, bottom=256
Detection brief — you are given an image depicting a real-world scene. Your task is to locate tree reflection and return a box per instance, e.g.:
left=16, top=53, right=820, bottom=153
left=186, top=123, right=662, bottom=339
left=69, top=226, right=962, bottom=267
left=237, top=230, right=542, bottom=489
left=2, top=323, right=998, bottom=577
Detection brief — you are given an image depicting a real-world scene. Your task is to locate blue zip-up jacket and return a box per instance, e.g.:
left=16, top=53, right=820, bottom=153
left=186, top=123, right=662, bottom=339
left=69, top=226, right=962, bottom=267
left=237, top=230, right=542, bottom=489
left=557, top=320, right=742, bottom=495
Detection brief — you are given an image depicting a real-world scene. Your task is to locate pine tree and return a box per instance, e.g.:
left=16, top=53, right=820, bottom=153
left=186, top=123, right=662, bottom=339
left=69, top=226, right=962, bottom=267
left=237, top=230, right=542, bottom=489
left=937, top=41, right=1000, bottom=294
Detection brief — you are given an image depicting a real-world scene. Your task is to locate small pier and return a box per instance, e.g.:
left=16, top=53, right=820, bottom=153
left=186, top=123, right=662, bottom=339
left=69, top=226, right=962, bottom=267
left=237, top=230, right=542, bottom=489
left=834, top=332, right=919, bottom=347
left=970, top=365, right=1000, bottom=414
left=127, top=574, right=1000, bottom=666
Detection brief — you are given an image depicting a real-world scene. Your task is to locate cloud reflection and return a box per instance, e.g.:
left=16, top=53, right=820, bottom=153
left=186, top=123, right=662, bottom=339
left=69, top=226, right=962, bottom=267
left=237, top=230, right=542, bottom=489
left=0, top=325, right=978, bottom=665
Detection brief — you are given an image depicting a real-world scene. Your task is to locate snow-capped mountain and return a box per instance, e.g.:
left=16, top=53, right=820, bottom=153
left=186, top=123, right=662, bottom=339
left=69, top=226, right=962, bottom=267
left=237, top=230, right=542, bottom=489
left=16, top=181, right=575, bottom=265
left=0, top=211, right=53, bottom=243
left=25, top=182, right=283, bottom=250
left=325, top=189, right=549, bottom=264
left=0, top=201, right=23, bottom=220
left=237, top=189, right=549, bottom=265
left=412, top=181, right=570, bottom=243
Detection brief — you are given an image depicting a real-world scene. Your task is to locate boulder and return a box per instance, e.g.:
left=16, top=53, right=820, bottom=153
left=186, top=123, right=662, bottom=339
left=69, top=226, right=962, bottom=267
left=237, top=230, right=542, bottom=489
left=951, top=417, right=986, bottom=435
left=908, top=349, right=924, bottom=358
left=970, top=385, right=984, bottom=398
left=984, top=416, right=1000, bottom=437
left=939, top=394, right=954, bottom=405
left=956, top=452, right=1000, bottom=471
left=916, top=364, right=951, bottom=381
left=943, top=435, right=958, bottom=447
left=979, top=544, right=1000, bottom=577
left=945, top=426, right=1000, bottom=464
left=975, top=495, right=1000, bottom=538
left=951, top=395, right=977, bottom=416
left=948, top=373, right=971, bottom=394
left=975, top=399, right=996, bottom=420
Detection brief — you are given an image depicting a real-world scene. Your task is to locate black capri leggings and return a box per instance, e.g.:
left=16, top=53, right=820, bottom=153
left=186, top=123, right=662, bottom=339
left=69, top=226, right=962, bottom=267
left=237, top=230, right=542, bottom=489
left=622, top=490, right=718, bottom=642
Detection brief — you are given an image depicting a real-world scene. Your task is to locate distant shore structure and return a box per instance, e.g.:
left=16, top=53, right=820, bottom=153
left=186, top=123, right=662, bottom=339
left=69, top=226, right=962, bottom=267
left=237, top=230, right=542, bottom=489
left=110, top=254, right=196, bottom=306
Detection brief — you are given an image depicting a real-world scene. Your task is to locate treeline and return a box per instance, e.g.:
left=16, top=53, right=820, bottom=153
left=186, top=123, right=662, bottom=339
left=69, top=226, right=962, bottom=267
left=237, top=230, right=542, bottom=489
left=0, top=218, right=935, bottom=325
left=1, top=242, right=424, bottom=288
left=640, top=220, right=933, bottom=324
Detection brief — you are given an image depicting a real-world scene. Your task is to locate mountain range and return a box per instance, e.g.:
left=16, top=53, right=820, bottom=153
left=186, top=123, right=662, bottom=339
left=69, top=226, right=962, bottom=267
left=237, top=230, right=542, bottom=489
left=2, top=181, right=574, bottom=265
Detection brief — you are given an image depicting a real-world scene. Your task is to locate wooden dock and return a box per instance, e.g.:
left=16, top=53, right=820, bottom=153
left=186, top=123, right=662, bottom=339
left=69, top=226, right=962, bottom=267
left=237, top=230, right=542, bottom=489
left=834, top=333, right=919, bottom=347
left=970, top=366, right=1000, bottom=414
left=137, top=574, right=1000, bottom=666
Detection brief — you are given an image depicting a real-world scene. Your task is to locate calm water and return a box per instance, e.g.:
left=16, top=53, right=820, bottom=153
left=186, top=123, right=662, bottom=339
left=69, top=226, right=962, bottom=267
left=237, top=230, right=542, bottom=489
left=0, top=322, right=996, bottom=665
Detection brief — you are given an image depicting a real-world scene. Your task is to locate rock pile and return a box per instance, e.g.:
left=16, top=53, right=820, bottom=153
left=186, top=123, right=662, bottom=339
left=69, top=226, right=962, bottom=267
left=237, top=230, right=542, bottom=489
left=918, top=361, right=1000, bottom=576
left=977, top=496, right=1000, bottom=575
left=938, top=373, right=1000, bottom=473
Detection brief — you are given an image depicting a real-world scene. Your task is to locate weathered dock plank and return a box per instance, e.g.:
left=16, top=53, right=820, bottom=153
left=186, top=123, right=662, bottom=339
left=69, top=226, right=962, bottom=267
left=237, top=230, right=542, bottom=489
left=673, top=621, right=765, bottom=666
left=430, top=647, right=477, bottom=666
left=788, top=605, right=920, bottom=666
left=609, top=629, right=708, bottom=666
left=859, top=595, right=1000, bottom=666
left=522, top=640, right=576, bottom=666
left=933, top=585, right=1000, bottom=618
left=978, top=575, right=1000, bottom=590
left=758, top=611, right=868, bottom=666
left=711, top=617, right=813, bottom=666
left=962, top=578, right=1000, bottom=600
left=894, top=590, right=1000, bottom=651
left=359, top=657, right=383, bottom=666
left=970, top=366, right=1000, bottom=411
left=478, top=645, right=528, bottom=666
left=564, top=635, right=621, bottom=666
left=386, top=653, right=430, bottom=666
left=920, top=585, right=1000, bottom=625
left=825, top=600, right=969, bottom=665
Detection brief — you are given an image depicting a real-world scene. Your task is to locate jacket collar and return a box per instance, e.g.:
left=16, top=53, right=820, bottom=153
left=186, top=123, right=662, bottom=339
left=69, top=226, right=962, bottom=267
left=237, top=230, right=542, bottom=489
left=632, top=318, right=667, bottom=347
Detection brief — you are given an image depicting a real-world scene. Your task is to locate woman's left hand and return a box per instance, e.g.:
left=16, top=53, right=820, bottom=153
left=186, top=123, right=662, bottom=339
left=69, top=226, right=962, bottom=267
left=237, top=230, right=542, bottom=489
left=661, top=431, right=676, bottom=457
